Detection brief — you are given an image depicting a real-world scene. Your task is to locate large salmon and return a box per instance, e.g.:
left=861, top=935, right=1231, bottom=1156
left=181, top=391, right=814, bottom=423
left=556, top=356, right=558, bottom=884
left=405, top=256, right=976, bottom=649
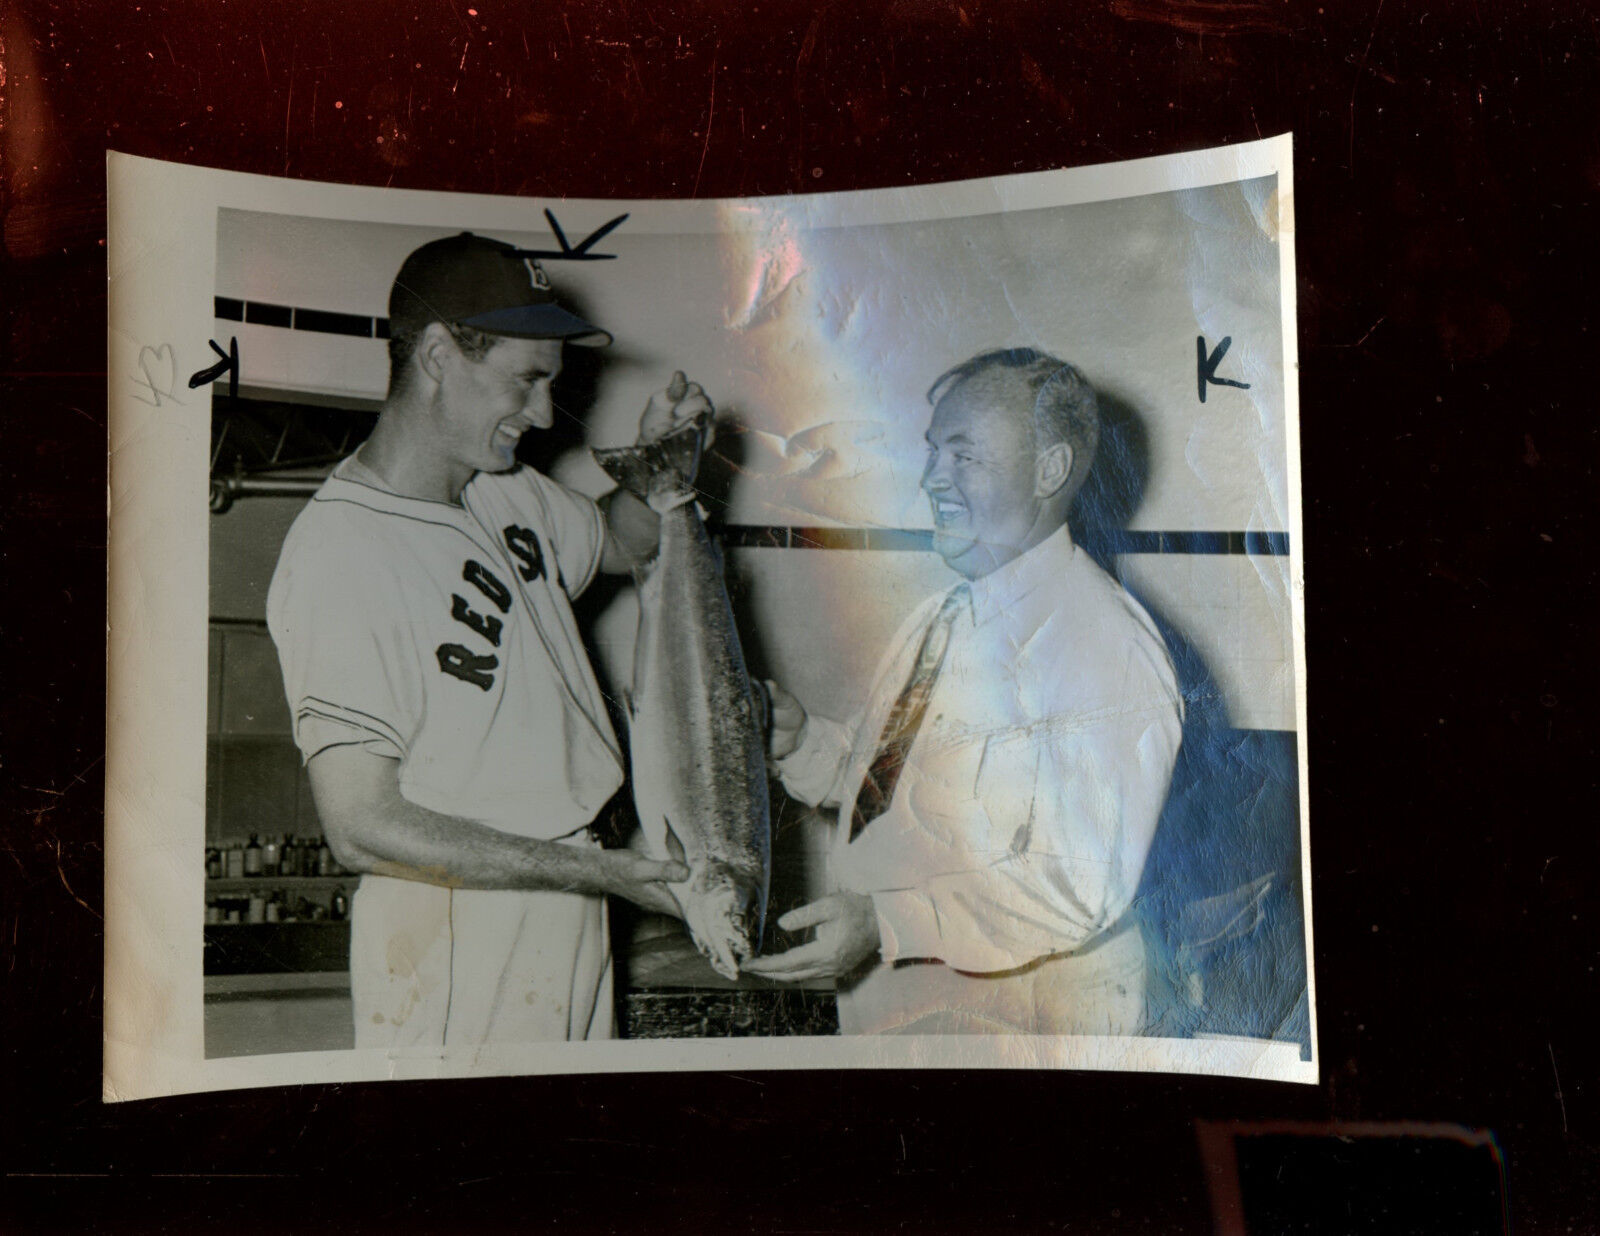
left=593, top=414, right=770, bottom=979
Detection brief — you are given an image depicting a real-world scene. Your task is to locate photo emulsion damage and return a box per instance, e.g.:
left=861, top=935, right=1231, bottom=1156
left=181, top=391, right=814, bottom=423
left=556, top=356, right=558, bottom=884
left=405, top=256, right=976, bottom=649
left=104, top=136, right=1315, bottom=1097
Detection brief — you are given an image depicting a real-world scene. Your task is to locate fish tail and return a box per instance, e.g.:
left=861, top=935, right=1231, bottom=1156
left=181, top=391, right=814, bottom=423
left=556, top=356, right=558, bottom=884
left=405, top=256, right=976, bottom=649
left=592, top=414, right=710, bottom=513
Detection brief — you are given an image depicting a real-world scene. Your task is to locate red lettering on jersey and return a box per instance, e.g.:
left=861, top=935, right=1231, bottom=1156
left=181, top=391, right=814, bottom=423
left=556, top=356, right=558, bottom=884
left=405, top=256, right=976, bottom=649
left=450, top=594, right=504, bottom=647
left=463, top=560, right=512, bottom=613
left=502, top=524, right=546, bottom=583
left=436, top=643, right=498, bottom=690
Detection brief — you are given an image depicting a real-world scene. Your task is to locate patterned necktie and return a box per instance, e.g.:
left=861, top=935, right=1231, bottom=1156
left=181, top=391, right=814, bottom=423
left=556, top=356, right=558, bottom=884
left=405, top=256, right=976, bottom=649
left=848, top=583, right=971, bottom=841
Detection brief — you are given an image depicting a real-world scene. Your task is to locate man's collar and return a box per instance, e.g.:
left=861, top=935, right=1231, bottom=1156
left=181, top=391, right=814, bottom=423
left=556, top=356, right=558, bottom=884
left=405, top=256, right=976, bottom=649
left=964, top=523, right=1078, bottom=626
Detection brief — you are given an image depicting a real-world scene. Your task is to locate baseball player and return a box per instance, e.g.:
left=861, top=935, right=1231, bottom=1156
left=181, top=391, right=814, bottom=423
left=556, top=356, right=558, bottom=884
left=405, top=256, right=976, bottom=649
left=266, top=232, right=708, bottom=1048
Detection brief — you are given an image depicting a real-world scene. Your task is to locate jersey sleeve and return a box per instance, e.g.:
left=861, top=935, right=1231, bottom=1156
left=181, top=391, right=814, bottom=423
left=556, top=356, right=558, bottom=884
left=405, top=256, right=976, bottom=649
left=524, top=471, right=606, bottom=599
left=266, top=529, right=425, bottom=765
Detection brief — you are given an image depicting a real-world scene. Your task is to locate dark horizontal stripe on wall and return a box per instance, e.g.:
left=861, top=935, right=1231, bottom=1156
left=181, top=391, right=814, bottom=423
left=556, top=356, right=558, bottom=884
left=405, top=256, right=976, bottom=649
left=295, top=307, right=375, bottom=337
left=243, top=301, right=293, bottom=328
left=721, top=526, right=937, bottom=551
left=1100, top=529, right=1292, bottom=556
left=719, top=526, right=1290, bottom=555
left=216, top=297, right=389, bottom=340
left=1244, top=530, right=1291, bottom=556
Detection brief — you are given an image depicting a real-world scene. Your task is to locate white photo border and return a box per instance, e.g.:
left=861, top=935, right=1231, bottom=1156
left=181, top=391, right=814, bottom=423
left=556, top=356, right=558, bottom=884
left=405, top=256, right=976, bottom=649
left=104, top=136, right=1314, bottom=1100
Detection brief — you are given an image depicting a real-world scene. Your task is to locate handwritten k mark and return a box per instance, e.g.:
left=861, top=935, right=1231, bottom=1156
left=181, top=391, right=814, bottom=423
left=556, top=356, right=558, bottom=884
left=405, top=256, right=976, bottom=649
left=1197, top=335, right=1251, bottom=404
left=189, top=337, right=240, bottom=400
left=513, top=209, right=630, bottom=262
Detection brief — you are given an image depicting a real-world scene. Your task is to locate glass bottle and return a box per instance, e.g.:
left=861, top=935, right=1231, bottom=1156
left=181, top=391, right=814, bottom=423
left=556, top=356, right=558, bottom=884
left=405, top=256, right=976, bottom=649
left=243, top=834, right=262, bottom=877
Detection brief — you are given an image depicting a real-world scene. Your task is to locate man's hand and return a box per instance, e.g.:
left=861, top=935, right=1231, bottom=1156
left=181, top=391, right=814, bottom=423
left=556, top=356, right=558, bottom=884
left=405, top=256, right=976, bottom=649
left=741, top=892, right=881, bottom=982
left=638, top=370, right=714, bottom=444
left=764, top=679, right=808, bottom=761
left=601, top=851, right=690, bottom=918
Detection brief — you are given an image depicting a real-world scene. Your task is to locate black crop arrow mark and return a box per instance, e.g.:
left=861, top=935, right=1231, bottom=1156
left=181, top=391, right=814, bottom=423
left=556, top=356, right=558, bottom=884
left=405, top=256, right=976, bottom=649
left=1197, top=335, right=1251, bottom=403
left=189, top=336, right=239, bottom=400
left=514, top=210, right=630, bottom=261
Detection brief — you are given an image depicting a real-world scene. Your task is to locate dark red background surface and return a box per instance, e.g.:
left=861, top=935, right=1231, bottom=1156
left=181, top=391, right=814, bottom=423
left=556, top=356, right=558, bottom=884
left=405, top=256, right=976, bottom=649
left=2, top=2, right=1595, bottom=1231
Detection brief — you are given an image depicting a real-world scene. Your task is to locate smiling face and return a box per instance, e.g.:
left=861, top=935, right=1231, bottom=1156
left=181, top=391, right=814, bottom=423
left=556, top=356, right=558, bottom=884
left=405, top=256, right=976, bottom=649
left=922, top=372, right=1060, bottom=579
left=434, top=334, right=564, bottom=483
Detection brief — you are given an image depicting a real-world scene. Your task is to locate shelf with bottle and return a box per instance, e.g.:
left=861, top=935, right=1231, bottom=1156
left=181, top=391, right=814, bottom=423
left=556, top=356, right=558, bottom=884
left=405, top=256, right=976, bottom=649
left=206, top=875, right=350, bottom=892
left=206, top=831, right=348, bottom=882
left=206, top=882, right=351, bottom=927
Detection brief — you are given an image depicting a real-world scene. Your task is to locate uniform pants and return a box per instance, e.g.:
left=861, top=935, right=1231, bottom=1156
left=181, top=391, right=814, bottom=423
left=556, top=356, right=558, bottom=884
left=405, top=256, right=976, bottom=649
left=350, top=852, right=613, bottom=1049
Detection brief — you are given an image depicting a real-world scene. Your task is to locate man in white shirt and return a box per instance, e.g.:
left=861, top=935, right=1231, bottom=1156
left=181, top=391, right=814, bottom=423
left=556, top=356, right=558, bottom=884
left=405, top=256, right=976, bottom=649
left=744, top=348, right=1184, bottom=1036
left=268, top=232, right=708, bottom=1047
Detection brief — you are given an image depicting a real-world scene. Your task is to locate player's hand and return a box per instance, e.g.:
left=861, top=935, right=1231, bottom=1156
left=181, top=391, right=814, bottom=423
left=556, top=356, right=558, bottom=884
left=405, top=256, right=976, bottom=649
left=741, top=893, right=880, bottom=982
left=764, top=679, right=808, bottom=761
left=637, top=370, right=714, bottom=445
left=604, top=851, right=689, bottom=918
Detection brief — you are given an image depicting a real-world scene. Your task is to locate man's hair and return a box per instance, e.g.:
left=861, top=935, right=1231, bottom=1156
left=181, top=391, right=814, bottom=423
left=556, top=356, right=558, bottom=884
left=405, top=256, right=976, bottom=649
left=386, top=321, right=499, bottom=394
left=926, top=347, right=1100, bottom=495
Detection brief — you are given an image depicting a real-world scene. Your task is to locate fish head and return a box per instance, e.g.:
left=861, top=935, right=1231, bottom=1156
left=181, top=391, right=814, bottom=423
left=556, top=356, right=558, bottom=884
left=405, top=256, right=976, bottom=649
left=683, top=862, right=767, bottom=982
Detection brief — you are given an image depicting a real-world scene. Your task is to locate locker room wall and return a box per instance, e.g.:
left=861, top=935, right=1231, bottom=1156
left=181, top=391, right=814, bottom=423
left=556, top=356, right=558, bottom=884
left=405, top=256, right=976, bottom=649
left=208, top=184, right=1298, bottom=904
left=211, top=181, right=1295, bottom=730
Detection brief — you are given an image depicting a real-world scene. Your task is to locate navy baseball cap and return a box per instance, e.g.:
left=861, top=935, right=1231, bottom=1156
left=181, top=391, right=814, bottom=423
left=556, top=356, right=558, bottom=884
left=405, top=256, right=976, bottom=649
left=388, top=232, right=612, bottom=346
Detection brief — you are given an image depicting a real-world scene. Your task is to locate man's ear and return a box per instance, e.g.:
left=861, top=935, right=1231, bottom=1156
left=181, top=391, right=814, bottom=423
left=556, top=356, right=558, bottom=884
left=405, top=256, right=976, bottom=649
left=1035, top=442, right=1074, bottom=499
left=416, top=323, right=456, bottom=385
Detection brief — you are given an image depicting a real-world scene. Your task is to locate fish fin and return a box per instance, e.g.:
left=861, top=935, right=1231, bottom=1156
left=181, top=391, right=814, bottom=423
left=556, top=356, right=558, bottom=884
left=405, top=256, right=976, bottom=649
left=592, top=414, right=710, bottom=512
left=660, top=817, right=688, bottom=866
left=630, top=557, right=661, bottom=595
left=751, top=677, right=773, bottom=736
left=631, top=799, right=668, bottom=863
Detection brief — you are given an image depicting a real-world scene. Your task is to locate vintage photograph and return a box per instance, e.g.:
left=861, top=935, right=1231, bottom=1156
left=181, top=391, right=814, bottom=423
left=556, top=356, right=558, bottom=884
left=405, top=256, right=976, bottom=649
left=106, top=136, right=1313, bottom=1096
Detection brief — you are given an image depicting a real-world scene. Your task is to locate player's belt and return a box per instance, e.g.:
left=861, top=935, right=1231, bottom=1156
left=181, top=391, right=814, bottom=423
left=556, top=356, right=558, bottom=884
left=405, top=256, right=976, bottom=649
left=893, top=913, right=1139, bottom=977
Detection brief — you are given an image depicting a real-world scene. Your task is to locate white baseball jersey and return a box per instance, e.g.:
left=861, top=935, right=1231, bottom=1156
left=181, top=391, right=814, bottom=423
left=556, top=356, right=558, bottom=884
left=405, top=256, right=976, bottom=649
left=267, top=456, right=626, bottom=1045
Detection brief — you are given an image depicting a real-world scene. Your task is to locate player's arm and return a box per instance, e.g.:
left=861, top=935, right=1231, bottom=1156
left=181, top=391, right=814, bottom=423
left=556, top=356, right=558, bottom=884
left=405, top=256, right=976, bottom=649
left=306, top=744, right=686, bottom=915
left=596, top=489, right=658, bottom=574
left=598, top=371, right=714, bottom=574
